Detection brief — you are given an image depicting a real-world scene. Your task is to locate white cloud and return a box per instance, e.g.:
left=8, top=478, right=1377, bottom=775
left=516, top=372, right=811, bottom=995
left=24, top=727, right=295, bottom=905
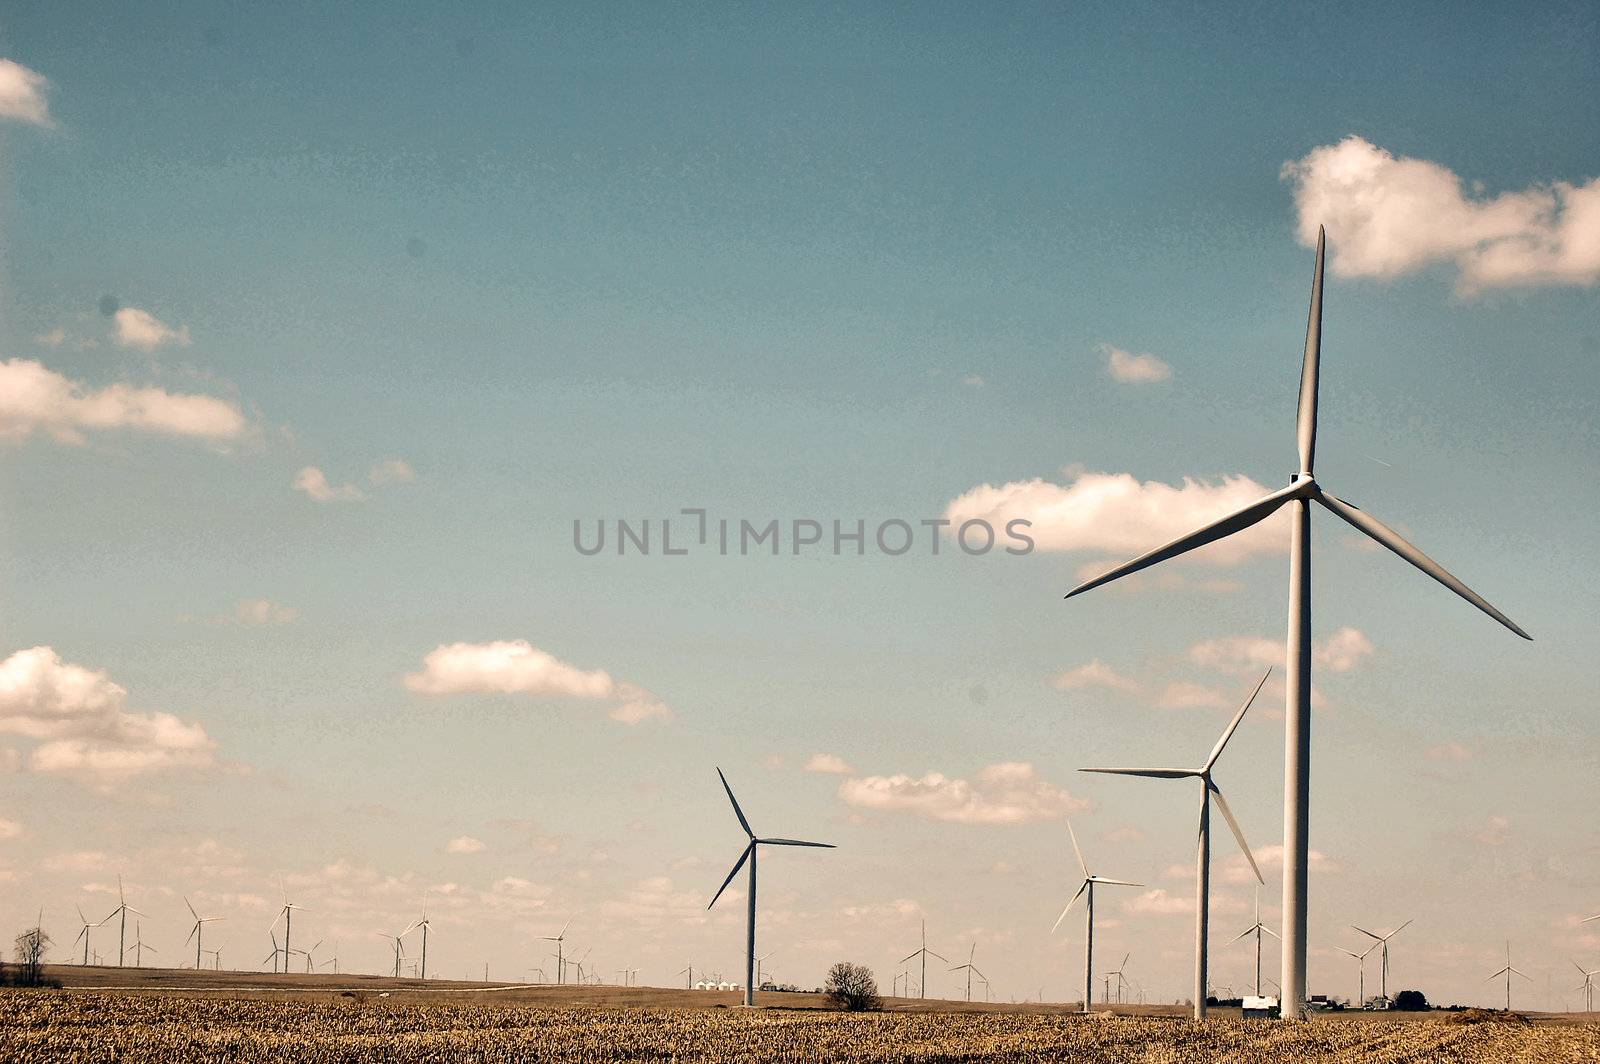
left=837, top=762, right=1087, bottom=825
left=293, top=466, right=365, bottom=503
left=1425, top=741, right=1472, bottom=763
left=1155, top=681, right=1230, bottom=710
left=946, top=470, right=1283, bottom=565
left=0, top=647, right=219, bottom=782
left=963, top=374, right=985, bottom=387
left=1101, top=344, right=1172, bottom=383
left=1188, top=627, right=1372, bottom=673
left=368, top=458, right=416, bottom=486
left=445, top=835, right=486, bottom=855
left=1047, top=660, right=1142, bottom=696
left=405, top=640, right=670, bottom=725
left=1473, top=814, right=1511, bottom=847
left=804, top=753, right=854, bottom=775
left=112, top=307, right=191, bottom=350
left=34, top=328, right=66, bottom=348
left=233, top=599, right=299, bottom=627
left=1283, top=136, right=1600, bottom=292
left=0, top=358, right=248, bottom=445
left=1122, top=888, right=1194, bottom=915
left=0, top=59, right=50, bottom=126
left=0, top=818, right=21, bottom=840
left=1315, top=627, right=1374, bottom=671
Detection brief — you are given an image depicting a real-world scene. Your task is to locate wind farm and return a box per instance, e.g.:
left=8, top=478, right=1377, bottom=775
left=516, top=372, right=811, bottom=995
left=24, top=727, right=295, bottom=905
left=1, top=3, right=1593, bottom=1060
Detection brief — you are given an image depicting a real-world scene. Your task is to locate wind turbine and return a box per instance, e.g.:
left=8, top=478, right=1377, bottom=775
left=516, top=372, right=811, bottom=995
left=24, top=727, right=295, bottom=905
left=706, top=767, right=835, bottom=1007
left=1350, top=919, right=1411, bottom=1000
left=1572, top=961, right=1599, bottom=1013
left=375, top=926, right=414, bottom=978
left=299, top=939, right=323, bottom=973
left=1082, top=667, right=1270, bottom=1018
left=273, top=876, right=306, bottom=975
left=540, top=917, right=573, bottom=985
left=1487, top=941, right=1531, bottom=1011
left=73, top=905, right=107, bottom=965
left=1106, top=952, right=1131, bottom=1005
left=108, top=876, right=145, bottom=966
left=1051, top=818, right=1142, bottom=1015
left=755, top=950, right=775, bottom=989
left=1335, top=942, right=1378, bottom=1006
left=184, top=897, right=223, bottom=971
left=130, top=922, right=156, bottom=967
left=1230, top=886, right=1280, bottom=997
left=1061, top=229, right=1529, bottom=1017
left=899, top=919, right=946, bottom=1002
left=949, top=943, right=988, bottom=1002
left=262, top=931, right=280, bottom=973
left=204, top=947, right=222, bottom=971
left=680, top=963, right=693, bottom=989
left=414, top=897, right=432, bottom=979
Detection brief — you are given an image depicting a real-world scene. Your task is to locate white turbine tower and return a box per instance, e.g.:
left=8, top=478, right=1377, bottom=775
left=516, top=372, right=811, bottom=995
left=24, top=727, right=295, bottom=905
left=707, top=767, right=835, bottom=1008
left=1081, top=667, right=1270, bottom=1019
left=1061, top=228, right=1530, bottom=1018
left=900, top=920, right=946, bottom=1002
left=1051, top=818, right=1142, bottom=1015
left=1335, top=942, right=1378, bottom=1007
left=1488, top=941, right=1531, bottom=1011
left=1230, top=886, right=1280, bottom=998
left=1351, top=919, right=1411, bottom=1001
left=184, top=897, right=224, bottom=971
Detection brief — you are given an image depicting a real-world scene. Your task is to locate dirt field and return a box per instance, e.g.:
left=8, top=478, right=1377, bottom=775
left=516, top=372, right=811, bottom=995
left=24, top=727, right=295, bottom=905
left=3, top=966, right=1597, bottom=1062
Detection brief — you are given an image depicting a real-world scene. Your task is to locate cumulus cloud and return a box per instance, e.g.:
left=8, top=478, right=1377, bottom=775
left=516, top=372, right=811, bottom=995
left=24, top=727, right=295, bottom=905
left=404, top=640, right=670, bottom=725
left=0, top=59, right=50, bottom=126
left=1283, top=136, right=1600, bottom=292
left=1122, top=888, right=1194, bottom=915
left=0, top=358, right=248, bottom=445
left=1047, top=660, right=1143, bottom=696
left=0, top=818, right=21, bottom=840
left=445, top=835, right=486, bottom=855
left=837, top=762, right=1087, bottom=825
left=1188, top=627, right=1372, bottom=673
left=292, top=466, right=365, bottom=503
left=946, top=470, right=1284, bottom=565
left=0, top=647, right=219, bottom=782
left=368, top=458, right=415, bottom=486
left=804, top=753, right=854, bottom=775
left=112, top=307, right=190, bottom=350
left=1101, top=344, right=1172, bottom=383
left=233, top=599, right=299, bottom=627
left=1155, top=681, right=1230, bottom=710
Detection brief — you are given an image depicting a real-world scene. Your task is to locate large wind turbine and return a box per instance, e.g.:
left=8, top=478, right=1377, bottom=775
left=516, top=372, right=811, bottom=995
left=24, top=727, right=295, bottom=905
left=375, top=926, right=414, bottom=978
left=1051, top=818, right=1142, bottom=1015
left=707, top=767, right=835, bottom=1007
left=540, top=918, right=572, bottom=985
left=273, top=876, right=306, bottom=975
left=1572, top=961, right=1600, bottom=1013
left=184, top=897, right=223, bottom=971
left=108, top=876, right=145, bottom=967
left=900, top=920, right=946, bottom=1001
left=1335, top=941, right=1378, bottom=1006
left=73, top=905, right=106, bottom=965
left=1082, top=667, right=1270, bottom=1019
left=1062, top=228, right=1530, bottom=1018
left=1351, top=919, right=1411, bottom=1000
left=1488, top=941, right=1531, bottom=1011
left=414, top=896, right=432, bottom=979
left=949, top=943, right=988, bottom=1003
left=1230, top=886, right=1280, bottom=998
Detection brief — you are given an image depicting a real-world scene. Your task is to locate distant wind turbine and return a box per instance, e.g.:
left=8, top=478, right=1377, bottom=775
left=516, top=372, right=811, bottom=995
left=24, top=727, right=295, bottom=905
left=707, top=767, right=835, bottom=1007
left=131, top=921, right=156, bottom=968
left=375, top=926, right=414, bottom=978
left=273, top=876, right=306, bottom=975
left=899, top=920, right=946, bottom=1002
left=414, top=896, right=432, bottom=979
left=1062, top=228, right=1530, bottom=1017
left=1487, top=941, right=1531, bottom=1011
left=1335, top=942, right=1378, bottom=1006
left=1051, top=818, right=1142, bottom=1015
left=948, top=943, right=988, bottom=1003
left=1230, top=886, right=1280, bottom=998
left=73, top=905, right=107, bottom=965
left=679, top=963, right=693, bottom=989
left=184, top=897, right=224, bottom=971
left=1351, top=919, right=1411, bottom=1000
left=1106, top=952, right=1131, bottom=1005
left=1082, top=667, right=1270, bottom=1018
left=262, top=931, right=280, bottom=973
left=108, top=876, right=146, bottom=967
left=1572, top=961, right=1600, bottom=1013
left=539, top=917, right=573, bottom=985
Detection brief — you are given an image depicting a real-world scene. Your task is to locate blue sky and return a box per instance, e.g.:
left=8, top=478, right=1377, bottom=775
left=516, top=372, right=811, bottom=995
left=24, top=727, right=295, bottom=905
left=0, top=3, right=1597, bottom=1005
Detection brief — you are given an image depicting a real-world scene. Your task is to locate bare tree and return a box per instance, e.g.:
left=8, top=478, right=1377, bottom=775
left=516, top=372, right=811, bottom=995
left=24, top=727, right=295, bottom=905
left=13, top=924, right=51, bottom=987
left=823, top=961, right=881, bottom=1011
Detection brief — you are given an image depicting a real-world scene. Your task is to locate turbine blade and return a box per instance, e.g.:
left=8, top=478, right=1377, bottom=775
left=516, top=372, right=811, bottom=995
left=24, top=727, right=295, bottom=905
left=1262, top=926, right=1280, bottom=940
left=1079, top=767, right=1196, bottom=779
left=1052, top=880, right=1089, bottom=933
left=1574, top=960, right=1590, bottom=977
left=1065, top=818, right=1088, bottom=878
left=1486, top=968, right=1510, bottom=980
left=1204, top=668, right=1272, bottom=772
left=1388, top=919, right=1413, bottom=939
left=1208, top=781, right=1262, bottom=883
left=707, top=841, right=754, bottom=910
left=716, top=767, right=754, bottom=838
left=1352, top=925, right=1383, bottom=942
left=899, top=950, right=920, bottom=964
left=758, top=838, right=835, bottom=848
left=1335, top=948, right=1360, bottom=959
left=1512, top=968, right=1532, bottom=981
left=185, top=925, right=198, bottom=946
left=1316, top=490, right=1530, bottom=639
left=1297, top=226, right=1325, bottom=474
left=1230, top=927, right=1258, bottom=946
left=1090, top=877, right=1144, bottom=887
left=1065, top=481, right=1301, bottom=599
left=927, top=950, right=948, bottom=963
left=185, top=897, right=199, bottom=922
